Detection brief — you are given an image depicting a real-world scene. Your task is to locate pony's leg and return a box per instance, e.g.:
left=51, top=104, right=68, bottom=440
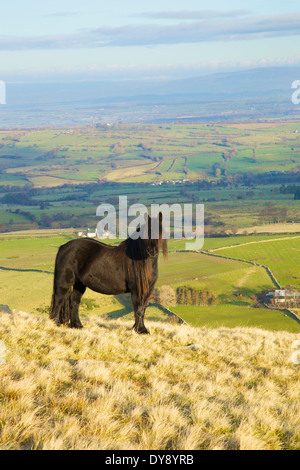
left=50, top=266, right=76, bottom=325
left=131, top=292, right=149, bottom=334
left=50, top=285, right=71, bottom=326
left=69, top=281, right=86, bottom=329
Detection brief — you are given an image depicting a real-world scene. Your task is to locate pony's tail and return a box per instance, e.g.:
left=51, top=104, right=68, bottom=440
left=49, top=287, right=55, bottom=320
left=49, top=282, right=72, bottom=325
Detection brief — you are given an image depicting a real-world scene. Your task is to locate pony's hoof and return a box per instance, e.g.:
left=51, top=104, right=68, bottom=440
left=50, top=317, right=62, bottom=327
left=69, top=322, right=83, bottom=329
left=134, top=326, right=150, bottom=334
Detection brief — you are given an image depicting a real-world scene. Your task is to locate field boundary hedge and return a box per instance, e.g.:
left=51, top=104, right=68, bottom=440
left=149, top=302, right=186, bottom=324
left=197, top=251, right=281, bottom=288
left=210, top=235, right=300, bottom=252
left=0, top=265, right=53, bottom=275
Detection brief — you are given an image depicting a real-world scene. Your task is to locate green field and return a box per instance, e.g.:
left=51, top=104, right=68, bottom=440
left=158, top=251, right=274, bottom=299
left=1, top=122, right=300, bottom=187
left=214, top=236, right=300, bottom=289
left=0, top=121, right=300, bottom=234
left=172, top=305, right=299, bottom=332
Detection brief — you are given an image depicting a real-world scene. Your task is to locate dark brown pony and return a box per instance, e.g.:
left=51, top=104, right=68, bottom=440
left=50, top=213, right=167, bottom=334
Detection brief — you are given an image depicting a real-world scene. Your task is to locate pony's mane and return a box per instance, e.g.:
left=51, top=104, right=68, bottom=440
left=115, top=226, right=167, bottom=301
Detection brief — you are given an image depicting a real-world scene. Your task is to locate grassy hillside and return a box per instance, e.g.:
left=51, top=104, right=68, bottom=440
left=0, top=310, right=299, bottom=450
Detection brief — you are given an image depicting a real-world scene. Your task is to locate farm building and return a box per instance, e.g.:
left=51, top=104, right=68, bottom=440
left=264, top=289, right=300, bottom=308
left=96, top=229, right=113, bottom=239
left=77, top=229, right=97, bottom=238
left=78, top=229, right=113, bottom=239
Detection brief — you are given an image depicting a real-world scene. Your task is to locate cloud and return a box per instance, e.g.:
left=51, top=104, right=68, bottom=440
left=0, top=12, right=300, bottom=51
left=139, top=10, right=251, bottom=20
left=44, top=12, right=79, bottom=18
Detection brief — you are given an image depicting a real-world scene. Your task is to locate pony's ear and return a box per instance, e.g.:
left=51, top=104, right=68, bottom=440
left=158, top=212, right=163, bottom=238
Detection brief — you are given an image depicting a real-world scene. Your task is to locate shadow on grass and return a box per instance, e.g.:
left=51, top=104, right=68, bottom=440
left=106, top=294, right=133, bottom=319
left=106, top=295, right=171, bottom=324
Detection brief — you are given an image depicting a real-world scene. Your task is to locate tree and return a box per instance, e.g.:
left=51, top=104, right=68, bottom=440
left=159, top=285, right=176, bottom=308
left=215, top=167, right=221, bottom=178
left=185, top=287, right=192, bottom=305
left=176, top=287, right=184, bottom=304
left=199, top=290, right=209, bottom=306
left=209, top=292, right=219, bottom=305
left=191, top=289, right=198, bottom=305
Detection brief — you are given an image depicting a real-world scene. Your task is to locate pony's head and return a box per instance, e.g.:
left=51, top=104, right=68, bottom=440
left=123, top=212, right=168, bottom=263
left=140, top=212, right=168, bottom=260
left=122, top=212, right=168, bottom=302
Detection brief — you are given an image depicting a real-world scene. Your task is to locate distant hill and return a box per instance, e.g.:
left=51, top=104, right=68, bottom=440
left=153, top=67, right=300, bottom=98
left=1, top=66, right=300, bottom=126
left=7, top=66, right=300, bottom=104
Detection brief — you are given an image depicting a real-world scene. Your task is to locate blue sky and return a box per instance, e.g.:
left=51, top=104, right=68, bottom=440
left=1, top=0, right=300, bottom=82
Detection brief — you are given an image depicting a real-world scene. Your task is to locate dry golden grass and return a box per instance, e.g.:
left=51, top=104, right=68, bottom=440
left=0, top=310, right=299, bottom=450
